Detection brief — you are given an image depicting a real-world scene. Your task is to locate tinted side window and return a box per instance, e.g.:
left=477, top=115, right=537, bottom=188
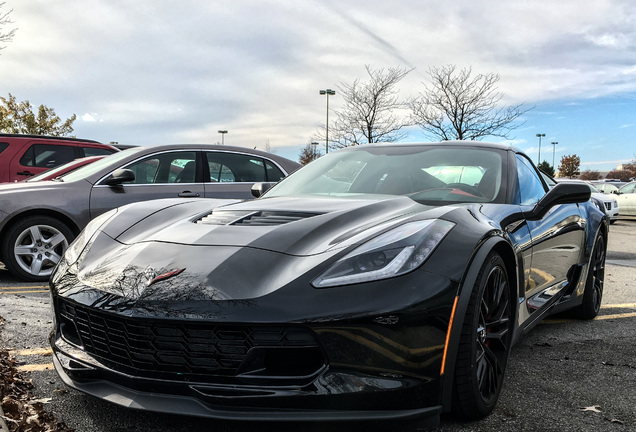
left=0, top=142, right=8, bottom=154
left=265, top=160, right=285, bottom=181
left=82, top=146, right=116, bottom=157
left=206, top=152, right=267, bottom=183
left=620, top=183, right=636, bottom=194
left=516, top=154, right=546, bottom=205
left=19, top=144, right=76, bottom=168
left=123, top=151, right=197, bottom=184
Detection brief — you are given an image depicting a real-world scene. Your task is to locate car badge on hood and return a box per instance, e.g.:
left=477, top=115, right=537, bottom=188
left=146, top=268, right=186, bottom=286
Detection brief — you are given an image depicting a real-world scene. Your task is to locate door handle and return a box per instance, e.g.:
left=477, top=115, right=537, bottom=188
left=17, top=171, right=34, bottom=176
left=178, top=191, right=200, bottom=197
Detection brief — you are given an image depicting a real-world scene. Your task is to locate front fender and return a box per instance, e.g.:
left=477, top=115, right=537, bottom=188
left=439, top=235, right=518, bottom=412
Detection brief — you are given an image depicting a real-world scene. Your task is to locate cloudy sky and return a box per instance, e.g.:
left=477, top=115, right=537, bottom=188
left=2, top=0, right=636, bottom=170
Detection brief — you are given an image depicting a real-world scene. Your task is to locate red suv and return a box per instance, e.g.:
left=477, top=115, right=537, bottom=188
left=0, top=134, right=118, bottom=183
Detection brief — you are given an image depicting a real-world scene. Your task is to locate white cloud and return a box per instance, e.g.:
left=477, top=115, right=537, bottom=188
left=2, top=0, right=636, bottom=161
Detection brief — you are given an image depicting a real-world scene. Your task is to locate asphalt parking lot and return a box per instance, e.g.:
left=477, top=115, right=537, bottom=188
left=0, top=220, right=635, bottom=432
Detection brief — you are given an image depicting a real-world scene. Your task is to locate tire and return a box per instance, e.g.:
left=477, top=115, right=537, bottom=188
left=1, top=215, right=75, bottom=282
left=573, top=233, right=606, bottom=320
left=453, top=252, right=512, bottom=419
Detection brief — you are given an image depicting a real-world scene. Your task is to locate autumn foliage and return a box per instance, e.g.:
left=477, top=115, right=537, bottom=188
left=558, top=154, right=581, bottom=178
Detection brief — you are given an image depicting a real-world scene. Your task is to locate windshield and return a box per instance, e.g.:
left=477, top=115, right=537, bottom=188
left=61, top=148, right=142, bottom=182
left=266, top=145, right=504, bottom=204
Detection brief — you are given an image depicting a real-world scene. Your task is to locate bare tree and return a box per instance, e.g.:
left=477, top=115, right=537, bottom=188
left=0, top=3, right=16, bottom=52
left=409, top=65, right=530, bottom=141
left=579, top=170, right=601, bottom=181
left=319, top=65, right=413, bottom=150
left=606, top=159, right=636, bottom=181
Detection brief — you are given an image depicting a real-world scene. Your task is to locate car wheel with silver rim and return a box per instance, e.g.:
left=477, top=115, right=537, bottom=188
left=1, top=215, right=75, bottom=282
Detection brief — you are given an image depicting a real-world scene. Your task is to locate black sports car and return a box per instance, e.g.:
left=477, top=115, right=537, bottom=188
left=49, top=141, right=607, bottom=426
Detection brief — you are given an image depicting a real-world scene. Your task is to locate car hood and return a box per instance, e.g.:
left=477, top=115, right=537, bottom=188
left=591, top=192, right=615, bottom=202
left=57, top=195, right=460, bottom=316
left=0, top=179, right=66, bottom=193
left=108, top=195, right=455, bottom=256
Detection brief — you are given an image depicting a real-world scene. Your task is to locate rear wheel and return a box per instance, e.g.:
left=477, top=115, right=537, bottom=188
left=573, top=233, right=605, bottom=319
left=453, top=252, right=512, bottom=419
left=1, top=216, right=75, bottom=282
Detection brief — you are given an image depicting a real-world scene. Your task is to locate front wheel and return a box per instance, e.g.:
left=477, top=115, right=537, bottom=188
left=453, top=252, right=512, bottom=419
left=1, top=216, right=75, bottom=282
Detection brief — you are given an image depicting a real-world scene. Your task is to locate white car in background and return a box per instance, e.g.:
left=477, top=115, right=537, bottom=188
left=551, top=179, right=619, bottom=224
left=614, top=181, right=636, bottom=218
left=587, top=182, right=619, bottom=224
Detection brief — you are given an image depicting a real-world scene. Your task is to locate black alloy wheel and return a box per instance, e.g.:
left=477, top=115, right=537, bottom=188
left=453, top=252, right=512, bottom=419
left=574, top=233, right=606, bottom=320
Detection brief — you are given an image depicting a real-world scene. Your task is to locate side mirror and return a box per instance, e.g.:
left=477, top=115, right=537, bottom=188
left=251, top=182, right=276, bottom=198
left=530, top=182, right=591, bottom=219
left=103, top=168, right=135, bottom=186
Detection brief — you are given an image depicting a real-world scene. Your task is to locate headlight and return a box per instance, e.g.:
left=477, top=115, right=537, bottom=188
left=312, top=219, right=454, bottom=288
left=64, top=208, right=118, bottom=264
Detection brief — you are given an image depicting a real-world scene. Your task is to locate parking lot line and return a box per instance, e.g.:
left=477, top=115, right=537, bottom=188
left=0, top=285, right=49, bottom=295
left=595, top=311, right=636, bottom=320
left=16, top=363, right=53, bottom=372
left=0, top=289, right=49, bottom=294
left=601, top=303, right=636, bottom=309
left=10, top=348, right=53, bottom=356
left=543, top=309, right=636, bottom=324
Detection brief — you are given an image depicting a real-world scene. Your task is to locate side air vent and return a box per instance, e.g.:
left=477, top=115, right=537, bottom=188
left=197, top=210, right=321, bottom=226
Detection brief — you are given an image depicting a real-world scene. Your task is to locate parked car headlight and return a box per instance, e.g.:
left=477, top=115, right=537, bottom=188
left=64, top=208, right=118, bottom=264
left=312, top=219, right=454, bottom=288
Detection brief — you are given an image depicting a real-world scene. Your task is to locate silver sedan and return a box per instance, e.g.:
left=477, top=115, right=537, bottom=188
left=0, top=144, right=300, bottom=281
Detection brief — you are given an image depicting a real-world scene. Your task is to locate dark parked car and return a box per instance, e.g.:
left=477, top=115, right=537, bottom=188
left=0, top=144, right=300, bottom=281
left=49, top=141, right=606, bottom=427
left=0, top=134, right=118, bottom=183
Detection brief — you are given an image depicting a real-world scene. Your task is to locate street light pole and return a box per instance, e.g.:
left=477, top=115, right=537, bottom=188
left=319, top=89, right=335, bottom=154
left=536, top=133, right=545, bottom=164
left=551, top=141, right=558, bottom=169
left=218, top=130, right=228, bottom=145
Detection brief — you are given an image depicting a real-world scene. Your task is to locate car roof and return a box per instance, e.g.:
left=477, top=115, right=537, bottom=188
left=341, top=141, right=518, bottom=152
left=0, top=133, right=104, bottom=145
left=119, top=144, right=300, bottom=168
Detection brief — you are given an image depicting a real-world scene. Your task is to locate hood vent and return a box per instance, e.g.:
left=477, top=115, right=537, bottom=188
left=197, top=210, right=321, bottom=226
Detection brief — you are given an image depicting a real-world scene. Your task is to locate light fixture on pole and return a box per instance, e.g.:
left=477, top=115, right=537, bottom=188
left=311, top=141, right=320, bottom=157
left=218, top=130, right=228, bottom=145
left=319, top=89, right=335, bottom=154
left=551, top=142, right=558, bottom=169
left=536, top=133, right=545, bottom=164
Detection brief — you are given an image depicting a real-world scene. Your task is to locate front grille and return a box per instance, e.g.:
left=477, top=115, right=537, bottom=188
left=58, top=300, right=322, bottom=383
left=604, top=202, right=612, bottom=211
